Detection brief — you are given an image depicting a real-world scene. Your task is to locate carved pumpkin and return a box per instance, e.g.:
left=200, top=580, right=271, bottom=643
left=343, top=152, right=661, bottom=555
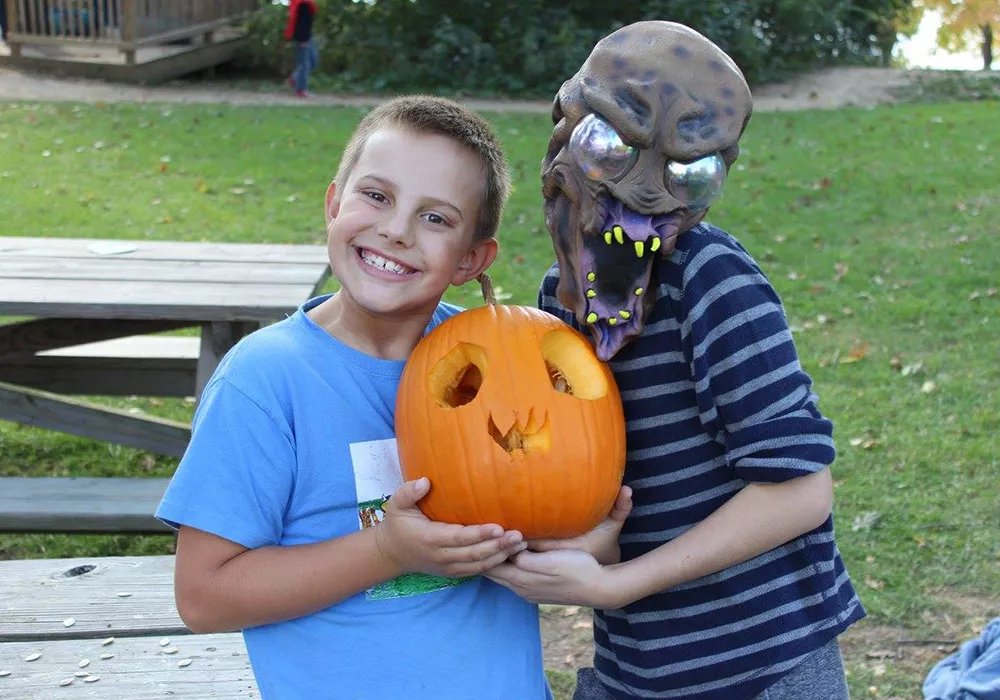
left=395, top=281, right=626, bottom=539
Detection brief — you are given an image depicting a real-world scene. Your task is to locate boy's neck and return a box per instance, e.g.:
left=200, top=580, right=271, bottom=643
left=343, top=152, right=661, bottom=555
left=307, top=293, right=435, bottom=361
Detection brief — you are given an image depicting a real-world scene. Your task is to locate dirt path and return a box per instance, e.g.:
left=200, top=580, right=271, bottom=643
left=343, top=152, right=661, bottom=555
left=0, top=64, right=925, bottom=112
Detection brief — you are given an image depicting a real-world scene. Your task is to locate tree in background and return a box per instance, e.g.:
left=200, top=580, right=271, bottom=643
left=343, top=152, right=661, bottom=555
left=915, top=0, right=998, bottom=69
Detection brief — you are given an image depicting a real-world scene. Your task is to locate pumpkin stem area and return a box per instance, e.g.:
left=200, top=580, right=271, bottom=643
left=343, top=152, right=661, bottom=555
left=478, top=272, right=497, bottom=306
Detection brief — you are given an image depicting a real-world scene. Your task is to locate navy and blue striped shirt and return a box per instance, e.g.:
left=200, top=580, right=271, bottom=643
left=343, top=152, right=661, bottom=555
left=538, top=223, right=865, bottom=699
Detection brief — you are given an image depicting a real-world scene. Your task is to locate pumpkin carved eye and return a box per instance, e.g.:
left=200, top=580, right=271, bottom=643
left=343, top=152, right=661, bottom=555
left=540, top=329, right=608, bottom=400
left=428, top=342, right=487, bottom=408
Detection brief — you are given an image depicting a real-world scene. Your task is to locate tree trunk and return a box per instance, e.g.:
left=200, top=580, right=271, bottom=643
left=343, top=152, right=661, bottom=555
left=982, top=24, right=994, bottom=71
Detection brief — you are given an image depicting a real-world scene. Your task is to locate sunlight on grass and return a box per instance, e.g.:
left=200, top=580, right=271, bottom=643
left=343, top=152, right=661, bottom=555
left=1, top=98, right=997, bottom=699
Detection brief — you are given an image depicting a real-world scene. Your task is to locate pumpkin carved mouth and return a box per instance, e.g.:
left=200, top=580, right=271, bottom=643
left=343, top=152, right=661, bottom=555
left=487, top=410, right=551, bottom=454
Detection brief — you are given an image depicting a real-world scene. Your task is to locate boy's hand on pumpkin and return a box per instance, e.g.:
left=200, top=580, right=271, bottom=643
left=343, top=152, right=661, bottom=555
left=375, top=477, right=527, bottom=579
left=484, top=549, right=624, bottom=609
left=526, top=486, right=632, bottom=565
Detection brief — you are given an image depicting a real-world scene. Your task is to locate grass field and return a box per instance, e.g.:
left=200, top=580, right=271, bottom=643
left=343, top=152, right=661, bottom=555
left=1, top=97, right=997, bottom=698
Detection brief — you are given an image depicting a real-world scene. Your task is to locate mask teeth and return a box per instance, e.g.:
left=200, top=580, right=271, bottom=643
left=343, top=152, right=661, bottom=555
left=601, top=229, right=664, bottom=258
left=583, top=310, right=635, bottom=325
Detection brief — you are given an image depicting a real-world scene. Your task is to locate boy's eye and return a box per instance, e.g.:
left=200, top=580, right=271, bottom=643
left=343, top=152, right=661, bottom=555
left=424, top=213, right=449, bottom=226
left=364, top=191, right=387, bottom=203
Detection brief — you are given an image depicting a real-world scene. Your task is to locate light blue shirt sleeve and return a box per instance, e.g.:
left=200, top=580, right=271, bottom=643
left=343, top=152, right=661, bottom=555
left=155, top=376, right=295, bottom=550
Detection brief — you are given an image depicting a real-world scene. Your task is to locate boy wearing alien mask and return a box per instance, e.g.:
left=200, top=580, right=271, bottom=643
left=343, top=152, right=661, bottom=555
left=485, top=21, right=865, bottom=700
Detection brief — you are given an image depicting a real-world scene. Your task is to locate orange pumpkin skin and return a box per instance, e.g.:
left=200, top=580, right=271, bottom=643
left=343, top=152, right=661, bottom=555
left=395, top=304, right=626, bottom=539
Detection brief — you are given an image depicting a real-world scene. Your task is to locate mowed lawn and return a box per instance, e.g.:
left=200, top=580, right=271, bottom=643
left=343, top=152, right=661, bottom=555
left=0, top=98, right=997, bottom=699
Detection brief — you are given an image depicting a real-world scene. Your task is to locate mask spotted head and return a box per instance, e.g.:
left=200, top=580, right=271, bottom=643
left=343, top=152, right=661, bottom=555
left=541, top=21, right=753, bottom=361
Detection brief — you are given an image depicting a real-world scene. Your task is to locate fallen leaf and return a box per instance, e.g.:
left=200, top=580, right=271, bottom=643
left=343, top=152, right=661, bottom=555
left=852, top=512, right=881, bottom=531
left=889, top=355, right=903, bottom=371
left=864, top=575, right=885, bottom=591
left=901, top=362, right=923, bottom=377
left=921, top=380, right=936, bottom=393
left=840, top=342, right=869, bottom=364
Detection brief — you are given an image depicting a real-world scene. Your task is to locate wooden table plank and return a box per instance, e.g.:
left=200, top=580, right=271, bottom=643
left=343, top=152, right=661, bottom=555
left=0, top=382, right=192, bottom=458
left=0, top=556, right=183, bottom=642
left=0, top=236, right=327, bottom=264
left=0, top=279, right=325, bottom=321
left=3, top=257, right=326, bottom=285
left=0, top=634, right=257, bottom=699
left=0, top=478, right=172, bottom=534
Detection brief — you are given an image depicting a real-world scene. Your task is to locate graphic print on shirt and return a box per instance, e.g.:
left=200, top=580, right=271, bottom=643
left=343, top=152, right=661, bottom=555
left=349, top=438, right=470, bottom=600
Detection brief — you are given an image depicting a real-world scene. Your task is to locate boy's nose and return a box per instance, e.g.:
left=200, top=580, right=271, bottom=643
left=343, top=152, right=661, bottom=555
left=378, top=213, right=413, bottom=246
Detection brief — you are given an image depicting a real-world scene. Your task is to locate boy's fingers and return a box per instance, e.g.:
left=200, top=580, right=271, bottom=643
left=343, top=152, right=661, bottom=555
left=440, top=532, right=521, bottom=564
left=388, top=477, right=430, bottom=511
left=450, top=549, right=516, bottom=578
left=429, top=522, right=504, bottom=548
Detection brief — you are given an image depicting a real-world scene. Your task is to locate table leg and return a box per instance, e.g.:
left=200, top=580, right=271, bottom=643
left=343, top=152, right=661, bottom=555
left=195, top=321, right=261, bottom=399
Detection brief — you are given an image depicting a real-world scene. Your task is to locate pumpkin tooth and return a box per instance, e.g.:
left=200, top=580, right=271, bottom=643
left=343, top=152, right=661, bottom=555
left=651, top=236, right=661, bottom=252
left=635, top=241, right=644, bottom=258
left=613, top=225, right=624, bottom=245
left=619, top=310, right=631, bottom=320
left=604, top=231, right=612, bottom=245
left=586, top=289, right=596, bottom=298
left=634, top=287, right=644, bottom=296
left=586, top=271, right=596, bottom=282
left=608, top=317, right=618, bottom=326
left=586, top=312, right=598, bottom=324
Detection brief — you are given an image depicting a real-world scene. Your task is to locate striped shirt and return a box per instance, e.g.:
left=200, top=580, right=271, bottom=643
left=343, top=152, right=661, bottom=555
left=537, top=224, right=865, bottom=699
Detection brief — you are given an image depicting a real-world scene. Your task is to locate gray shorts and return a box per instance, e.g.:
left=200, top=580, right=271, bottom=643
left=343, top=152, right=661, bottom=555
left=572, top=638, right=849, bottom=700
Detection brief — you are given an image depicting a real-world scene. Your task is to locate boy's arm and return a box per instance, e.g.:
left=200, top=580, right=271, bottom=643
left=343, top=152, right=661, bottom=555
left=487, top=469, right=830, bottom=608
left=161, top=376, right=524, bottom=634
left=176, top=477, right=521, bottom=633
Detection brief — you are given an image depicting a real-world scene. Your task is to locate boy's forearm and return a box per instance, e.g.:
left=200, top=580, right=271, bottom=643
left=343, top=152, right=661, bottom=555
left=179, top=527, right=400, bottom=633
left=609, top=469, right=833, bottom=607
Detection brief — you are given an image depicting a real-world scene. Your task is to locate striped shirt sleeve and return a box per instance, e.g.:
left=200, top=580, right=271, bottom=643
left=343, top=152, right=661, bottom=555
left=678, top=236, right=835, bottom=483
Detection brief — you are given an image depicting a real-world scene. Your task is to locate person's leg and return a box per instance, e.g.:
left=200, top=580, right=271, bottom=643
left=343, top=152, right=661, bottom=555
left=293, top=42, right=309, bottom=93
left=572, top=668, right=617, bottom=700
left=755, top=639, right=850, bottom=700
left=301, top=39, right=318, bottom=93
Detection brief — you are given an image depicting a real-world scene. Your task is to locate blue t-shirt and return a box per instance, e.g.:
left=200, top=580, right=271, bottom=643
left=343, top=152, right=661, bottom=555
left=156, top=295, right=552, bottom=700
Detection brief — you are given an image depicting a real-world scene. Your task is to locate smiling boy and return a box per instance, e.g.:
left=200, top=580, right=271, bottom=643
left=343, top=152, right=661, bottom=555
left=155, top=96, right=554, bottom=699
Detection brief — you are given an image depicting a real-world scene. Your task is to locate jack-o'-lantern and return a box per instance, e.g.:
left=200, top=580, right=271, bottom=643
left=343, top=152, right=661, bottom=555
left=395, top=277, right=626, bottom=539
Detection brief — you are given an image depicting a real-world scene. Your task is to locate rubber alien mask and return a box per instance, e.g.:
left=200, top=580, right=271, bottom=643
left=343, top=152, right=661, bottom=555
left=541, top=21, right=753, bottom=361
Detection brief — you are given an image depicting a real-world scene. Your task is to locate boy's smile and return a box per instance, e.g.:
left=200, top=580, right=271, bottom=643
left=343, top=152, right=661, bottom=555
left=356, top=247, right=419, bottom=279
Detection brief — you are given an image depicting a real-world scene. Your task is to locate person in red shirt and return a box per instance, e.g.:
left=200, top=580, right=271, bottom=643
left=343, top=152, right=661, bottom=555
left=285, top=0, right=318, bottom=98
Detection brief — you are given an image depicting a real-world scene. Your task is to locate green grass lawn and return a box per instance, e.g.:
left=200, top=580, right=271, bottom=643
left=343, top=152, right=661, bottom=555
left=1, top=98, right=997, bottom=698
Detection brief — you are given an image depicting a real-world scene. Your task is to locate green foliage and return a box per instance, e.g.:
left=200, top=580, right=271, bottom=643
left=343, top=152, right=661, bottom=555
left=232, top=0, right=917, bottom=96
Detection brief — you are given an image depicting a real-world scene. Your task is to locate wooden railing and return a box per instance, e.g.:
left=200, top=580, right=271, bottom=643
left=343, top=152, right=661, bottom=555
left=4, top=0, right=259, bottom=63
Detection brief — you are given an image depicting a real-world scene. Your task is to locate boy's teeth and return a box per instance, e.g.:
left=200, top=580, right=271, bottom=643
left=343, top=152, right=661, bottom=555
left=361, top=250, right=411, bottom=274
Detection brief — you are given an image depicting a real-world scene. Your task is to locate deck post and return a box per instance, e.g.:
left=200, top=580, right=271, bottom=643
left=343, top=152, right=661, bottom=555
left=121, top=0, right=136, bottom=65
left=5, top=1, right=21, bottom=57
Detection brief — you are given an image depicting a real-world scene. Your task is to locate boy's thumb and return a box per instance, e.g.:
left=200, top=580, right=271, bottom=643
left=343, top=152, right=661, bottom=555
left=391, top=477, right=430, bottom=510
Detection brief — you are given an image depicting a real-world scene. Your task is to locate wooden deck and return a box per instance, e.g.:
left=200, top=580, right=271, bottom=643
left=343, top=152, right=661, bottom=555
left=0, top=27, right=248, bottom=83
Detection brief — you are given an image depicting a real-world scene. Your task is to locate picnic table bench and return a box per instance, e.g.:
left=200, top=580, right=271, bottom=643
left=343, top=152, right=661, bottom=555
left=0, top=555, right=258, bottom=698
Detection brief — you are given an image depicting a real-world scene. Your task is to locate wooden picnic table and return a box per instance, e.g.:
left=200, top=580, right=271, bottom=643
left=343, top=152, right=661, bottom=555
left=0, top=236, right=330, bottom=457
left=0, top=555, right=258, bottom=698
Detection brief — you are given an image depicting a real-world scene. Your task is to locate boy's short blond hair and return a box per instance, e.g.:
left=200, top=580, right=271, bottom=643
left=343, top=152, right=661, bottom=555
left=334, top=96, right=511, bottom=244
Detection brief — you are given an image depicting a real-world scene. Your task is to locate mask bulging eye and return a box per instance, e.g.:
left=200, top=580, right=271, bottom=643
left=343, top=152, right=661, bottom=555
left=569, top=113, right=638, bottom=181
left=666, top=153, right=727, bottom=210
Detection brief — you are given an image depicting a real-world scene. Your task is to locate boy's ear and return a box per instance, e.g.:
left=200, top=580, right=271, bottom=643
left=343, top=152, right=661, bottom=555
left=452, top=238, right=498, bottom=287
left=325, top=182, right=340, bottom=222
